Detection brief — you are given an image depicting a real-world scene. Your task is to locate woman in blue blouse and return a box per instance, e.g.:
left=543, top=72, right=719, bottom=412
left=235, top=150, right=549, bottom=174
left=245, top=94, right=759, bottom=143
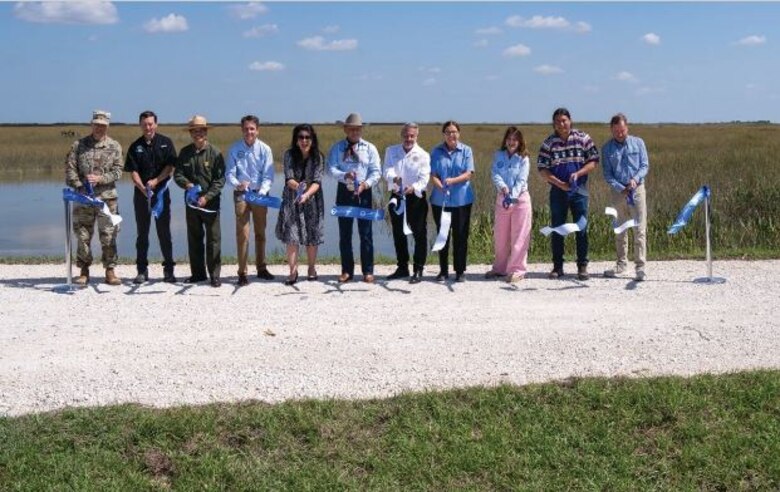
left=485, top=126, right=533, bottom=283
left=430, top=120, right=475, bottom=282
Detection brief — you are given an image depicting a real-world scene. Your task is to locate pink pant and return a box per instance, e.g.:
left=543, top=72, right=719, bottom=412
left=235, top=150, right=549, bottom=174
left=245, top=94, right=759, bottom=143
left=492, top=191, right=532, bottom=276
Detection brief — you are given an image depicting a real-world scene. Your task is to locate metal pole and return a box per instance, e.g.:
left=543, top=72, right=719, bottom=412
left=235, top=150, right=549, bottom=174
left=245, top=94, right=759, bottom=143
left=65, top=198, right=72, bottom=285
left=704, top=193, right=712, bottom=280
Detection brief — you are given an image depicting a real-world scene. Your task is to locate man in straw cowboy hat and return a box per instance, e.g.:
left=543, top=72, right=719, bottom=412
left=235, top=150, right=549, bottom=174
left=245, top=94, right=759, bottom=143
left=64, top=109, right=124, bottom=286
left=327, top=112, right=381, bottom=284
left=173, top=115, right=226, bottom=287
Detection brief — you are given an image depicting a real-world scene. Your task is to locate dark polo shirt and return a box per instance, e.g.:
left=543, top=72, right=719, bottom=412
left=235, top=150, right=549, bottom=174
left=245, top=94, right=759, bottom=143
left=124, top=133, right=177, bottom=184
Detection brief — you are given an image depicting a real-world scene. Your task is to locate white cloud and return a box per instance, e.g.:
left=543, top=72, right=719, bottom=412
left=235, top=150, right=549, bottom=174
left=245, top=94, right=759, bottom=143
left=503, top=44, right=531, bottom=57
left=13, top=1, right=118, bottom=25
left=419, top=66, right=441, bottom=74
left=229, top=2, right=267, bottom=20
left=249, top=61, right=285, bottom=72
left=297, top=36, right=358, bottom=51
left=506, top=15, right=569, bottom=29
left=636, top=86, right=665, bottom=96
left=358, top=73, right=382, bottom=81
left=243, top=24, right=278, bottom=38
left=475, top=26, right=502, bottom=35
left=575, top=21, right=592, bottom=34
left=144, top=14, right=188, bottom=34
left=643, top=33, right=661, bottom=45
left=422, top=78, right=437, bottom=86
left=736, top=35, right=766, bottom=46
left=474, top=39, right=488, bottom=48
left=322, top=25, right=340, bottom=34
left=615, top=71, right=638, bottom=83
left=534, top=64, right=564, bottom=75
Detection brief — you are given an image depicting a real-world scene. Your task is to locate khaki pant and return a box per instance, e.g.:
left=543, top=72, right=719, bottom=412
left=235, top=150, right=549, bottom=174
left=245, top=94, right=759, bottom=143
left=610, top=183, right=647, bottom=271
left=73, top=199, right=119, bottom=269
left=234, top=193, right=268, bottom=275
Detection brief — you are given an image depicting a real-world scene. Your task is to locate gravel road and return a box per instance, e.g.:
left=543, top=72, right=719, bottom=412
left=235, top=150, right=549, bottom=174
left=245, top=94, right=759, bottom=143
left=1, top=260, right=778, bottom=417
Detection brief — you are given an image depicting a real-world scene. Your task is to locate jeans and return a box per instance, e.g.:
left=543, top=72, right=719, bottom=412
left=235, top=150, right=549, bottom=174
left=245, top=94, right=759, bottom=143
left=336, top=182, right=374, bottom=276
left=549, top=187, right=589, bottom=269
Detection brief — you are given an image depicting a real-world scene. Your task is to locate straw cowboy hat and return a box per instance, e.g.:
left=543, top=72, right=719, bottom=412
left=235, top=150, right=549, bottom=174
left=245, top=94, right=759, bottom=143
left=343, top=113, right=363, bottom=127
left=186, top=115, right=211, bottom=131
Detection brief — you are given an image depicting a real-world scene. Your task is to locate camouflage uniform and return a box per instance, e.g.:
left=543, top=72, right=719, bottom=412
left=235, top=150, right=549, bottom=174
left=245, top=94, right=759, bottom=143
left=65, top=135, right=124, bottom=269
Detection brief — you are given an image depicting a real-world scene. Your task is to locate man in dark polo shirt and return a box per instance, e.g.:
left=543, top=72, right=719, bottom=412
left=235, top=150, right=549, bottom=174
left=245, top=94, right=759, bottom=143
left=125, top=110, right=178, bottom=284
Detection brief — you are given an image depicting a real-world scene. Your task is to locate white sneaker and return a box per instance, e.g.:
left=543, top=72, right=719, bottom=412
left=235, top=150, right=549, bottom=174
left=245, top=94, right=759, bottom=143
left=603, top=263, right=627, bottom=278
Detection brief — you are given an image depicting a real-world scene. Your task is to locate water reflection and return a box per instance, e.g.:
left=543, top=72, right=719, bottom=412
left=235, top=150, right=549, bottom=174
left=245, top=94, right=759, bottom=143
left=0, top=174, right=400, bottom=260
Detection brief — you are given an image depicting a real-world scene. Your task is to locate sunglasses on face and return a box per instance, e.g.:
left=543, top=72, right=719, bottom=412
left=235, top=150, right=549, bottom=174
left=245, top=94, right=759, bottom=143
left=298, top=134, right=312, bottom=141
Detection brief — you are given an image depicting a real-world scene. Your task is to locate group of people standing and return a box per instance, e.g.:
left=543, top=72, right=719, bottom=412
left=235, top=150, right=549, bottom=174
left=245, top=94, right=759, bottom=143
left=64, top=107, right=648, bottom=288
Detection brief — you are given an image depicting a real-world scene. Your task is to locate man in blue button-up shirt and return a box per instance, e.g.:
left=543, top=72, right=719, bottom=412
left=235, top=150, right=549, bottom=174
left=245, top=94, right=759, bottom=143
left=601, top=113, right=649, bottom=281
left=327, top=112, right=381, bottom=283
left=226, top=115, right=276, bottom=286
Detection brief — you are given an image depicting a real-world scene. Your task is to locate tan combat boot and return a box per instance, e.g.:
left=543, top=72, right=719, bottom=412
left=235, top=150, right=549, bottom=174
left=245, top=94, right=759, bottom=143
left=74, top=267, right=89, bottom=285
left=105, top=268, right=121, bottom=286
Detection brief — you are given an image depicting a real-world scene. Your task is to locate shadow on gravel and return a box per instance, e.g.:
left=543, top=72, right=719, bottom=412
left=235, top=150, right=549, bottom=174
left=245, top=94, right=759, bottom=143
left=377, top=281, right=411, bottom=294
left=321, top=280, right=369, bottom=295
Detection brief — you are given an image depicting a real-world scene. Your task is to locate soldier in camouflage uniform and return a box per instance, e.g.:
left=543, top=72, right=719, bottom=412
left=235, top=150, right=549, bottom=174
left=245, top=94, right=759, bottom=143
left=64, top=110, right=124, bottom=285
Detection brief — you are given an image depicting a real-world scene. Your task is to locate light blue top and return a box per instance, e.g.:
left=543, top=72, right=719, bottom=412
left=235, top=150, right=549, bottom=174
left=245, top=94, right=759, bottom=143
left=601, top=135, right=649, bottom=192
left=225, top=138, right=274, bottom=195
left=491, top=151, right=529, bottom=199
left=429, top=141, right=475, bottom=207
left=327, top=138, right=381, bottom=188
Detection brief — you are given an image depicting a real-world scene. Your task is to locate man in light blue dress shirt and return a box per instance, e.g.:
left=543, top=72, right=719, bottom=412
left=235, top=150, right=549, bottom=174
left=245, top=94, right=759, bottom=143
left=226, top=114, right=276, bottom=286
left=601, top=113, right=649, bottom=281
left=327, top=112, right=381, bottom=283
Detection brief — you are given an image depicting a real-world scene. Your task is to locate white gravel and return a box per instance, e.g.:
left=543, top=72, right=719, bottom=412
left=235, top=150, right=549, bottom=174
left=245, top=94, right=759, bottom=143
left=1, top=260, right=778, bottom=417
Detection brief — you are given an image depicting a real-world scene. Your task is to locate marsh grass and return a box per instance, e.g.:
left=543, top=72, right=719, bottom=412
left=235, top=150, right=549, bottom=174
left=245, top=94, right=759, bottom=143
left=1, top=370, right=778, bottom=489
left=1, top=123, right=778, bottom=262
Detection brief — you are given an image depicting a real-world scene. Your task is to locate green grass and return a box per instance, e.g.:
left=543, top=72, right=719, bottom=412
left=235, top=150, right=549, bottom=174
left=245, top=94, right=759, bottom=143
left=1, top=370, right=778, bottom=489
left=2, top=123, right=779, bottom=261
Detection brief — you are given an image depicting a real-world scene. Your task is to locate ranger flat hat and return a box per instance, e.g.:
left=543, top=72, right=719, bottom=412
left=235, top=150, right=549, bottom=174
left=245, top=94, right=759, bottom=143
left=186, top=115, right=211, bottom=130
left=343, top=113, right=363, bottom=127
left=91, top=110, right=111, bottom=126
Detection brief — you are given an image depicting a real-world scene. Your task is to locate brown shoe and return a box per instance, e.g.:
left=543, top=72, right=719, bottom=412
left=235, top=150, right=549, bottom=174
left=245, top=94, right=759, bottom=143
left=74, top=267, right=89, bottom=285
left=338, top=273, right=353, bottom=283
left=363, top=274, right=375, bottom=284
left=105, top=268, right=121, bottom=286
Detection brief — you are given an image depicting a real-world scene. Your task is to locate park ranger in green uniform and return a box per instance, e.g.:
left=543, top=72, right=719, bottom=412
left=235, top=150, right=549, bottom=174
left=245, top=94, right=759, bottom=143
left=64, top=110, right=124, bottom=286
left=174, top=115, right=226, bottom=287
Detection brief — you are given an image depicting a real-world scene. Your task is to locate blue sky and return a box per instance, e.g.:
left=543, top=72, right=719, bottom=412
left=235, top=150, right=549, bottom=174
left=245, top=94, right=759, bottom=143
left=1, top=1, right=778, bottom=124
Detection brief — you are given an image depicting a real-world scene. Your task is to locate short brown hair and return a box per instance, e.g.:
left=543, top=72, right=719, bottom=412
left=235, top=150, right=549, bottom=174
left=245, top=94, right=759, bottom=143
left=610, top=113, right=628, bottom=126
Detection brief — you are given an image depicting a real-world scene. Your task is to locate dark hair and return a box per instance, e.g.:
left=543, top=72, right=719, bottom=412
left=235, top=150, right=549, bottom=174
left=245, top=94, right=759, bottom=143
left=289, top=124, right=321, bottom=165
left=139, top=111, right=157, bottom=123
left=241, top=114, right=260, bottom=127
left=441, top=120, right=460, bottom=133
left=500, top=126, right=529, bottom=157
left=552, top=107, right=571, bottom=122
left=610, top=113, right=628, bottom=126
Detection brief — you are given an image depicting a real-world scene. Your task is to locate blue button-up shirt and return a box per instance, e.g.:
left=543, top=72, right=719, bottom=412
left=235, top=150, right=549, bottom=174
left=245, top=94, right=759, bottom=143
left=327, top=138, right=381, bottom=188
left=491, top=151, right=529, bottom=199
left=601, top=135, right=649, bottom=192
left=429, top=141, right=475, bottom=207
left=226, top=138, right=274, bottom=195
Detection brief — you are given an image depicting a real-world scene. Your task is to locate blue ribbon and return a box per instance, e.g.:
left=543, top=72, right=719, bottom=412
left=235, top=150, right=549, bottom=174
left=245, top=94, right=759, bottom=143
left=150, top=179, right=171, bottom=219
left=567, top=178, right=579, bottom=198
left=331, top=206, right=385, bottom=221
left=626, top=188, right=635, bottom=206
left=185, top=184, right=202, bottom=206
left=84, top=180, right=95, bottom=197
left=294, top=182, right=307, bottom=204
left=63, top=188, right=103, bottom=207
left=244, top=189, right=282, bottom=209
left=667, top=186, right=710, bottom=235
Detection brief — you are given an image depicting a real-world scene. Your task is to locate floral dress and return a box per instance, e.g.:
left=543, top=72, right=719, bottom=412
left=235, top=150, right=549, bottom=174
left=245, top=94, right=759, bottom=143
left=275, top=149, right=325, bottom=246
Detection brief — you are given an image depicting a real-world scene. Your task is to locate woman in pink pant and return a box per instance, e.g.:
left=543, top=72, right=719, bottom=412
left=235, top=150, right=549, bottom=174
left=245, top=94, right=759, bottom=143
left=486, top=126, right=533, bottom=283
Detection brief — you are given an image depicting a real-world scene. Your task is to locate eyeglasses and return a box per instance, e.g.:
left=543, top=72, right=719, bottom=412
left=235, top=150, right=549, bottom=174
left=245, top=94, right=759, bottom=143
left=444, top=130, right=459, bottom=136
left=298, top=134, right=312, bottom=141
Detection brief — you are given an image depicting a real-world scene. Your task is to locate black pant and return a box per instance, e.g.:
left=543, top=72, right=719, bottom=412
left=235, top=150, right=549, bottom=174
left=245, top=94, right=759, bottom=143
left=185, top=205, right=221, bottom=280
left=133, top=187, right=174, bottom=274
left=389, top=192, right=428, bottom=272
left=336, top=182, right=374, bottom=276
left=431, top=203, right=472, bottom=275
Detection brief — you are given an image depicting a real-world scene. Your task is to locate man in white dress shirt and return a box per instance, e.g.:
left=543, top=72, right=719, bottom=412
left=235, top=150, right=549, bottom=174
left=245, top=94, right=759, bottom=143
left=383, top=123, right=431, bottom=284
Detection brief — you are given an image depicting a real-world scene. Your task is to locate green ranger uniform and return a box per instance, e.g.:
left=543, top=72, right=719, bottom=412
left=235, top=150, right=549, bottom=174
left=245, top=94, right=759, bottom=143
left=174, top=143, right=226, bottom=281
left=64, top=135, right=124, bottom=269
